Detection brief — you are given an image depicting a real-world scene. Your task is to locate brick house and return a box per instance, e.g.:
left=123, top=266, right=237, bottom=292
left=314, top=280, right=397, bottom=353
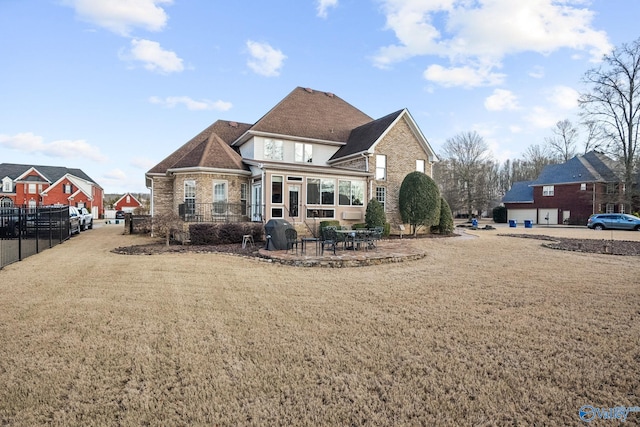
left=502, top=151, right=627, bottom=225
left=146, top=87, right=438, bottom=234
left=0, top=163, right=104, bottom=216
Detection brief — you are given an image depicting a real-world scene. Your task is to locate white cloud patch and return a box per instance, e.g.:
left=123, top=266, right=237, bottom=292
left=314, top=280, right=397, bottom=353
left=525, top=106, right=561, bottom=129
left=0, top=132, right=108, bottom=162
left=121, top=39, right=184, bottom=74
left=529, top=65, right=545, bottom=79
left=374, top=0, right=612, bottom=87
left=547, top=85, right=579, bottom=110
left=424, top=63, right=505, bottom=87
left=317, top=0, right=338, bottom=18
left=149, top=96, right=232, bottom=111
left=246, top=40, right=286, bottom=77
left=484, top=89, right=519, bottom=111
left=63, top=0, right=172, bottom=36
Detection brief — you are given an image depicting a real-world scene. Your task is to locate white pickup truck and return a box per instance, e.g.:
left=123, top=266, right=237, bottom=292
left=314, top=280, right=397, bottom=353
left=78, top=207, right=93, bottom=231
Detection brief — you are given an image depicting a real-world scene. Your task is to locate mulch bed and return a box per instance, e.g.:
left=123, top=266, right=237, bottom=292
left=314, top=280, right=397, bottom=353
left=500, top=234, right=640, bottom=256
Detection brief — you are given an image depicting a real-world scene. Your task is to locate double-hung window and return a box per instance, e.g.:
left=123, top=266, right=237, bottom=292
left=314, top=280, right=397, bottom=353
left=213, top=181, right=227, bottom=215
left=307, top=178, right=335, bottom=205
left=376, top=155, right=386, bottom=180
left=376, top=187, right=386, bottom=211
left=416, top=159, right=425, bottom=173
left=184, top=180, right=196, bottom=215
left=294, top=143, right=313, bottom=163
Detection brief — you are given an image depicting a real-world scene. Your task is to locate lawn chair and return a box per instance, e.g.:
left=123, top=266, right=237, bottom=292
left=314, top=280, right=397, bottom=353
left=285, top=228, right=299, bottom=254
left=321, top=227, right=337, bottom=255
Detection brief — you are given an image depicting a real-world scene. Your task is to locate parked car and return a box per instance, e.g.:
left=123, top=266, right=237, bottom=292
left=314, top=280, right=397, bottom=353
left=115, top=210, right=125, bottom=219
left=587, top=213, right=640, bottom=231
left=79, top=207, right=93, bottom=231
left=68, top=206, right=81, bottom=235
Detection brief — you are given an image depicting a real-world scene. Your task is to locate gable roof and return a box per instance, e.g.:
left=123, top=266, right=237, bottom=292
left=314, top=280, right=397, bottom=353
left=502, top=181, right=534, bottom=203
left=114, top=192, right=142, bottom=206
left=148, top=120, right=251, bottom=174
left=236, top=87, right=372, bottom=144
left=531, top=151, right=621, bottom=186
left=0, top=163, right=100, bottom=187
left=330, top=110, right=403, bottom=160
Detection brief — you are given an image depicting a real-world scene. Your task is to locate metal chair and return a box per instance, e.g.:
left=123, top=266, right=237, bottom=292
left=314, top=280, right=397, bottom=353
left=285, top=228, right=299, bottom=254
left=321, top=227, right=337, bottom=255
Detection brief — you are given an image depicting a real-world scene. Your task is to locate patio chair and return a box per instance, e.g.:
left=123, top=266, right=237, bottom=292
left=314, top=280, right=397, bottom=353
left=285, top=228, right=299, bottom=254
left=321, top=227, right=337, bottom=255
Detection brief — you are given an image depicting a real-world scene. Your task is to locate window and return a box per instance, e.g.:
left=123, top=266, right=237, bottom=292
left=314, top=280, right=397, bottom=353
left=287, top=176, right=303, bottom=182
left=213, top=181, right=227, bottom=214
left=0, top=197, right=13, bottom=207
left=264, top=139, right=283, bottom=161
left=376, top=155, right=386, bottom=180
left=184, top=180, right=196, bottom=215
left=580, top=183, right=587, bottom=191
left=271, top=176, right=283, bottom=204
left=606, top=203, right=614, bottom=213
left=240, top=183, right=248, bottom=215
left=620, top=204, right=625, bottom=214
left=306, top=209, right=334, bottom=218
left=306, top=178, right=335, bottom=205
left=28, top=183, right=36, bottom=194
left=416, top=159, right=425, bottom=173
left=63, top=184, right=72, bottom=194
left=542, top=185, right=554, bottom=196
left=2, top=178, right=11, bottom=193
left=126, top=195, right=131, bottom=203
left=294, top=143, right=313, bottom=163
left=338, top=180, right=364, bottom=206
left=376, top=187, right=386, bottom=211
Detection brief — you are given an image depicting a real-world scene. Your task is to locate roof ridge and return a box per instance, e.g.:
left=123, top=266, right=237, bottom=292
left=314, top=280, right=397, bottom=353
left=577, top=154, right=604, bottom=181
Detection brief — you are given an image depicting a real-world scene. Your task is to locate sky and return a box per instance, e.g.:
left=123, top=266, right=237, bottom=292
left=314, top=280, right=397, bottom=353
left=0, top=0, right=637, bottom=194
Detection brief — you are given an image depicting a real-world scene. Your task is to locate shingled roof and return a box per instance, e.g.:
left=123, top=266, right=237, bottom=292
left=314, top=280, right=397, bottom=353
left=502, top=181, right=534, bottom=203
left=531, top=151, right=621, bottom=186
left=148, top=120, right=251, bottom=174
left=330, top=110, right=404, bottom=160
left=0, top=163, right=99, bottom=186
left=246, top=87, right=373, bottom=143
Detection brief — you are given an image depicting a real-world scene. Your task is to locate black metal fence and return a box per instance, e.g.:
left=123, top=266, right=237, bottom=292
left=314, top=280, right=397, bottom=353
left=0, top=205, right=71, bottom=269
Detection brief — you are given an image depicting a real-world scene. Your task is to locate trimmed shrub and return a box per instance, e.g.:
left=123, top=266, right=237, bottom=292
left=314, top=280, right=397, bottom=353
left=492, top=206, right=507, bottom=223
left=436, top=197, right=454, bottom=234
left=188, top=222, right=264, bottom=245
left=353, top=223, right=368, bottom=230
left=365, top=198, right=386, bottom=228
left=319, top=220, right=340, bottom=230
left=399, top=171, right=441, bottom=236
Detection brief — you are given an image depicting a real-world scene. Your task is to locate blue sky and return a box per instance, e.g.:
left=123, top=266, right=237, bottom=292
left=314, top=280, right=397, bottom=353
left=0, top=0, right=636, bottom=194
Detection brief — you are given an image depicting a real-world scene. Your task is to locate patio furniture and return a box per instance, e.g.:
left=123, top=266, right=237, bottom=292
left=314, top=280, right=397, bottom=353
left=242, top=234, right=254, bottom=248
left=301, top=237, right=320, bottom=255
left=285, top=228, right=300, bottom=254
left=321, top=227, right=337, bottom=255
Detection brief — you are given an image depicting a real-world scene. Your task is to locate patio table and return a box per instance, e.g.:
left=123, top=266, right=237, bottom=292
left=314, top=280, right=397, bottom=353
left=336, top=229, right=374, bottom=251
left=301, top=237, right=320, bottom=255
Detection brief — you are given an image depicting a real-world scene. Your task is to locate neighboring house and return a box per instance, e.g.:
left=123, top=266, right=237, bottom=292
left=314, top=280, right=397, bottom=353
left=114, top=192, right=143, bottom=213
left=0, top=163, right=104, bottom=217
left=502, top=151, right=627, bottom=225
left=146, top=87, right=438, bottom=234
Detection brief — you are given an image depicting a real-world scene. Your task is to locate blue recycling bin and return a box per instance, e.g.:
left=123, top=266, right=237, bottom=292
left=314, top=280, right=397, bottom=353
left=471, top=218, right=478, bottom=228
left=508, top=219, right=516, bottom=228
left=524, top=219, right=533, bottom=228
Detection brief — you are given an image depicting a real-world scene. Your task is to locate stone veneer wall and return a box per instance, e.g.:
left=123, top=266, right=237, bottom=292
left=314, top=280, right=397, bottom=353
left=371, top=117, right=432, bottom=229
left=171, top=172, right=249, bottom=212
left=151, top=176, right=175, bottom=217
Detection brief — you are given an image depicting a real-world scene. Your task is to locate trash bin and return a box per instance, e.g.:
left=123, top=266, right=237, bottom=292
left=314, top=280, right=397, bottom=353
left=264, top=219, right=293, bottom=250
left=524, top=219, right=533, bottom=228
left=471, top=218, right=478, bottom=228
left=508, top=219, right=516, bottom=228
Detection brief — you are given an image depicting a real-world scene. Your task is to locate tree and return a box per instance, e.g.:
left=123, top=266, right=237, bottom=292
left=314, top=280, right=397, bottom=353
left=522, top=144, right=556, bottom=178
left=436, top=197, right=454, bottom=234
left=399, top=171, right=441, bottom=236
left=152, top=210, right=182, bottom=247
left=545, top=119, right=578, bottom=162
left=364, top=198, right=386, bottom=228
left=580, top=37, right=640, bottom=211
left=442, top=131, right=491, bottom=216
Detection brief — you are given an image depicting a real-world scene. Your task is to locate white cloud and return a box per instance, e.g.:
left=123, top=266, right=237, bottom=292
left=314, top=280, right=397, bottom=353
left=374, top=0, right=612, bottom=87
left=484, top=89, right=519, bottom=111
left=0, top=132, right=108, bottom=162
left=246, top=40, right=286, bottom=77
left=149, top=96, right=232, bottom=111
left=63, top=0, right=172, bottom=36
left=529, top=66, right=545, bottom=79
left=121, top=39, right=184, bottom=74
left=424, top=63, right=505, bottom=87
left=317, top=0, right=338, bottom=18
left=525, top=106, right=560, bottom=129
left=547, top=85, right=579, bottom=110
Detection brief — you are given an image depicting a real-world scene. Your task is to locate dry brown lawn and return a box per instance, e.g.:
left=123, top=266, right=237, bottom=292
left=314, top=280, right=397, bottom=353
left=1, top=223, right=639, bottom=426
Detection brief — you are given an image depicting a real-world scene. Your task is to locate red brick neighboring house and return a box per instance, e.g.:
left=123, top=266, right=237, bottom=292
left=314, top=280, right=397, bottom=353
left=0, top=163, right=104, bottom=216
left=114, top=192, right=143, bottom=213
left=502, top=151, right=627, bottom=225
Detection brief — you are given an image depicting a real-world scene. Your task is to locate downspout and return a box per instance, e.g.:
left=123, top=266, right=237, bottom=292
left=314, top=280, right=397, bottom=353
left=260, top=164, right=266, bottom=221
left=362, top=153, right=372, bottom=201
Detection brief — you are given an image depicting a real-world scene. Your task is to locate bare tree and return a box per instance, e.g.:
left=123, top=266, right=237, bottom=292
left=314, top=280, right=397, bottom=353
left=442, top=131, right=491, bottom=216
left=581, top=120, right=607, bottom=153
left=580, top=37, right=640, bottom=210
left=522, top=144, right=556, bottom=177
left=152, top=210, right=183, bottom=247
left=545, top=119, right=578, bottom=162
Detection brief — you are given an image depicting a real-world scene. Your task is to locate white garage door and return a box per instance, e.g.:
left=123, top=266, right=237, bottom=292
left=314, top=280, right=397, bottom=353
left=537, top=208, right=559, bottom=225
left=507, top=209, right=537, bottom=224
